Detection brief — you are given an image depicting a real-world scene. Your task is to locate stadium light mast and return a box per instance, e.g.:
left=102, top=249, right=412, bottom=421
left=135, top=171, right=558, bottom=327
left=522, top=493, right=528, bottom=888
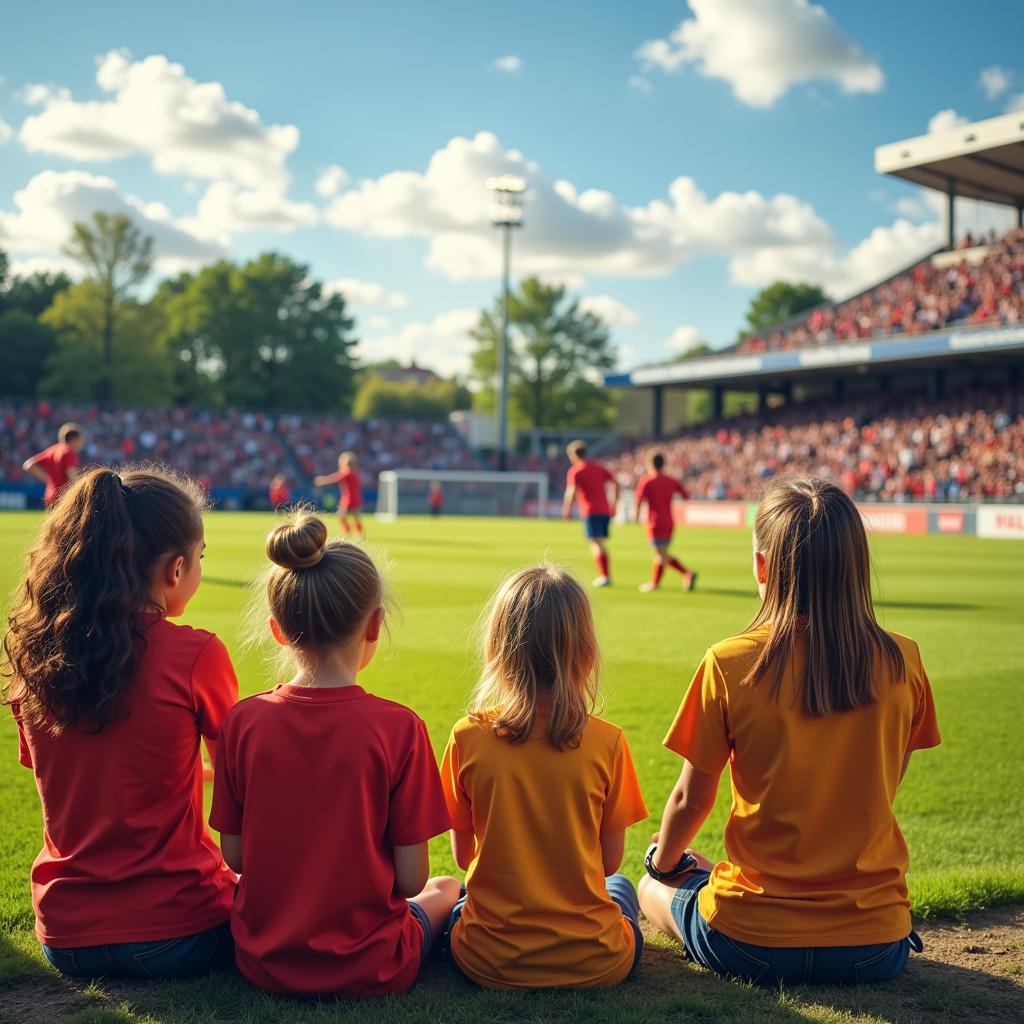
left=487, top=174, right=526, bottom=471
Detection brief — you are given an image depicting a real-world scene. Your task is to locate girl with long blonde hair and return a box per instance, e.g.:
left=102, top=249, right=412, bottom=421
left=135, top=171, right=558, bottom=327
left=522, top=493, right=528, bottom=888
left=440, top=565, right=648, bottom=989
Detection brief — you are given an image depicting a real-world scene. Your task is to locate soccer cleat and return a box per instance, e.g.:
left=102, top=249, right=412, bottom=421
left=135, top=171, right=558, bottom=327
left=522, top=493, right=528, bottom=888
left=685, top=571, right=699, bottom=592
left=639, top=582, right=658, bottom=593
left=592, top=575, right=611, bottom=588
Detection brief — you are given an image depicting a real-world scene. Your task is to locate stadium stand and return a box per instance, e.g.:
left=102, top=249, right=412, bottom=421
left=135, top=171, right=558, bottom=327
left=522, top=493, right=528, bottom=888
left=0, top=399, right=485, bottom=507
left=738, top=228, right=1024, bottom=354
left=608, top=386, right=1023, bottom=503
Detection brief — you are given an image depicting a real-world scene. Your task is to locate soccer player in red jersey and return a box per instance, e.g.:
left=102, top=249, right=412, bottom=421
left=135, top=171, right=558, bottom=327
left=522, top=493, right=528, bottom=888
left=23, top=422, right=85, bottom=508
left=314, top=451, right=364, bottom=537
left=268, top=474, right=291, bottom=509
left=635, top=452, right=697, bottom=593
left=428, top=480, right=443, bottom=517
left=562, top=440, right=619, bottom=587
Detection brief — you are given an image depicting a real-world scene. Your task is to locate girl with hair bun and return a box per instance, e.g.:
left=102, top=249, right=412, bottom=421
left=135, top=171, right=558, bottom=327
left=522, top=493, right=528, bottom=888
left=4, top=466, right=238, bottom=978
left=210, top=511, right=459, bottom=998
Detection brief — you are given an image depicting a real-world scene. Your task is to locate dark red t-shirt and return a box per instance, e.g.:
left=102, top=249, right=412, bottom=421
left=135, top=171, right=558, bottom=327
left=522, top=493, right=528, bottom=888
left=636, top=472, right=689, bottom=540
left=269, top=483, right=290, bottom=506
left=210, top=685, right=451, bottom=997
left=13, top=618, right=238, bottom=947
left=340, top=467, right=362, bottom=509
left=33, top=443, right=78, bottom=507
left=566, top=460, right=614, bottom=518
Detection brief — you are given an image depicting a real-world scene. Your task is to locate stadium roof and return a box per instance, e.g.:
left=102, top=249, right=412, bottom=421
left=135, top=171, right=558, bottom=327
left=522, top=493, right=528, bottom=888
left=875, top=111, right=1024, bottom=209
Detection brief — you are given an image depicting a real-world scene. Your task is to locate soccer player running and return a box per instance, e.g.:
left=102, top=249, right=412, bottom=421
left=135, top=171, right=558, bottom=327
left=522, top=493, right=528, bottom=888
left=562, top=440, right=619, bottom=588
left=314, top=451, right=365, bottom=537
left=23, top=422, right=85, bottom=509
left=635, top=452, right=697, bottom=593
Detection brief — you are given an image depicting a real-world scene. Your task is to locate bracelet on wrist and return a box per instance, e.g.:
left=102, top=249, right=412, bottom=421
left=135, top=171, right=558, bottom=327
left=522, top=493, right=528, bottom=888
left=644, top=842, right=698, bottom=881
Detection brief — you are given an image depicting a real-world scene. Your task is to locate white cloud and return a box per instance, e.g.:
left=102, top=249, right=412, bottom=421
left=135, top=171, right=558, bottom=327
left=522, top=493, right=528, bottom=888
left=315, top=164, right=349, bottom=198
left=928, top=108, right=968, bottom=134
left=0, top=169, right=225, bottom=273
left=490, top=55, right=523, bottom=73
left=628, top=76, right=653, bottom=94
left=323, top=277, right=408, bottom=309
left=6, top=255, right=78, bottom=279
left=665, top=324, right=702, bottom=353
left=19, top=51, right=299, bottom=189
left=730, top=217, right=944, bottom=298
left=325, top=130, right=834, bottom=282
left=1007, top=93, right=1024, bottom=113
left=366, top=315, right=393, bottom=331
left=979, top=66, right=1011, bottom=100
left=183, top=182, right=318, bottom=238
left=634, top=0, right=883, bottom=107
left=19, top=83, right=70, bottom=106
left=578, top=295, right=640, bottom=327
left=0, top=119, right=11, bottom=144
left=358, top=308, right=479, bottom=377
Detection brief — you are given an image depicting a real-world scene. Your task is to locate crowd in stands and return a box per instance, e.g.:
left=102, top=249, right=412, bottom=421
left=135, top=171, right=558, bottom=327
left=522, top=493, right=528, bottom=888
left=739, top=228, right=1024, bottom=354
left=0, top=400, right=483, bottom=495
left=276, top=415, right=483, bottom=483
left=609, top=387, right=1024, bottom=503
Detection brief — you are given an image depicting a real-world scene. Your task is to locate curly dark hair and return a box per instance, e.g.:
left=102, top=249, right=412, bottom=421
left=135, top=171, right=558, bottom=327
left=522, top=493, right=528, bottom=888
left=2, top=466, right=207, bottom=734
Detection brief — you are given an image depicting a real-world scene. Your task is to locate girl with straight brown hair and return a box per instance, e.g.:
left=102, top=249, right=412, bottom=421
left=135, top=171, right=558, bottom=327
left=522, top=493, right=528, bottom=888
left=638, top=478, right=941, bottom=985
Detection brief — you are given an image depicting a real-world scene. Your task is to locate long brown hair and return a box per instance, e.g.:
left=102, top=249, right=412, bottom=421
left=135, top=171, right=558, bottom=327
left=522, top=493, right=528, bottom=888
left=2, top=467, right=207, bottom=733
left=742, top=478, right=904, bottom=716
left=262, top=511, right=382, bottom=654
left=469, top=565, right=601, bottom=750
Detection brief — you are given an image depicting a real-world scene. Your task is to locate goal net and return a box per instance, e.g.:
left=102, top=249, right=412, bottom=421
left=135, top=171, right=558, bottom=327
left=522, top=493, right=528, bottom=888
left=375, top=469, right=550, bottom=520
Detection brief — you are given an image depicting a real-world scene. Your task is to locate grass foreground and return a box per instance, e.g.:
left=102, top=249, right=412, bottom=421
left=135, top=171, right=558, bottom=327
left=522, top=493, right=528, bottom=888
left=1, top=512, right=1022, bottom=1023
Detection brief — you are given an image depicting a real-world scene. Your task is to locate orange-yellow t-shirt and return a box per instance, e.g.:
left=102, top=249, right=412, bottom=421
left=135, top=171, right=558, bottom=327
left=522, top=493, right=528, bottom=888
left=665, top=627, right=940, bottom=948
left=441, top=714, right=648, bottom=989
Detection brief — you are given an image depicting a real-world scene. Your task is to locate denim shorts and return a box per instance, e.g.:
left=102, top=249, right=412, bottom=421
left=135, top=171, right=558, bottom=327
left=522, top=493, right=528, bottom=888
left=670, top=870, right=921, bottom=986
left=408, top=900, right=432, bottom=967
left=41, top=922, right=234, bottom=980
left=446, top=874, right=643, bottom=976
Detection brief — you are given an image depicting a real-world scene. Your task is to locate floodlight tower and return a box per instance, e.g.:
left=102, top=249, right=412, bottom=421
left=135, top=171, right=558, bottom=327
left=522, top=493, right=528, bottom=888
left=486, top=174, right=526, bottom=471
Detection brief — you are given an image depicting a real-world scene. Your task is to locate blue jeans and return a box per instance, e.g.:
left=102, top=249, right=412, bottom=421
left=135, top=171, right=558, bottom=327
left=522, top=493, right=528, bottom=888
left=446, top=874, right=643, bottom=973
left=41, top=922, right=233, bottom=980
left=670, top=871, right=922, bottom=985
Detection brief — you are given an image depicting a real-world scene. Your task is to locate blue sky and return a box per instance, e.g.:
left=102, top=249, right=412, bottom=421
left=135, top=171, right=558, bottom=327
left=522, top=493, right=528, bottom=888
left=1, top=0, right=1022, bottom=376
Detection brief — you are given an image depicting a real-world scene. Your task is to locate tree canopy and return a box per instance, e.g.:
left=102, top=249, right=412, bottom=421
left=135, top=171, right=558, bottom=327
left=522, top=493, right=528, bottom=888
left=740, top=281, right=830, bottom=339
left=470, top=276, right=617, bottom=431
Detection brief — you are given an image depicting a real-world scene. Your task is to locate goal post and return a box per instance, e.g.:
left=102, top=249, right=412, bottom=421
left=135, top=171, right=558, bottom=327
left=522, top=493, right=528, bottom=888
left=375, top=469, right=550, bottom=520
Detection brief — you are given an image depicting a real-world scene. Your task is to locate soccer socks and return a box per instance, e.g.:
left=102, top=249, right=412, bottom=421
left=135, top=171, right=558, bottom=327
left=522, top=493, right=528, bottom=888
left=596, top=551, right=610, bottom=579
left=651, top=563, right=665, bottom=588
left=667, top=557, right=688, bottom=576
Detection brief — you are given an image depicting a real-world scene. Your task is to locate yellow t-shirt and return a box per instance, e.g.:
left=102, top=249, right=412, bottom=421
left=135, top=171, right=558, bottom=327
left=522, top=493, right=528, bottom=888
left=440, top=714, right=648, bottom=989
left=665, top=627, right=941, bottom=948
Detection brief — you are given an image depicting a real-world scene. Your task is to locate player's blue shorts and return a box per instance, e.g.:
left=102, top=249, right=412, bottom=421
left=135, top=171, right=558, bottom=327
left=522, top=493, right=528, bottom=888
left=585, top=514, right=611, bottom=540
left=650, top=534, right=673, bottom=549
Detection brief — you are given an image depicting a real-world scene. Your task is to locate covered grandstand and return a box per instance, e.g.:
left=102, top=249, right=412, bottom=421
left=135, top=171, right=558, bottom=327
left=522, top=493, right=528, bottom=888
left=606, top=113, right=1024, bottom=441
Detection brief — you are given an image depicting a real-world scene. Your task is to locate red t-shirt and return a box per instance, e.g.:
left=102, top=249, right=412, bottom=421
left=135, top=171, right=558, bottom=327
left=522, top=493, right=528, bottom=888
left=33, top=443, right=78, bottom=507
left=429, top=489, right=442, bottom=509
left=210, top=685, right=451, bottom=997
left=12, top=617, right=238, bottom=947
left=636, top=472, right=689, bottom=540
left=340, top=467, right=362, bottom=509
left=269, top=483, right=290, bottom=506
left=566, top=460, right=614, bottom=518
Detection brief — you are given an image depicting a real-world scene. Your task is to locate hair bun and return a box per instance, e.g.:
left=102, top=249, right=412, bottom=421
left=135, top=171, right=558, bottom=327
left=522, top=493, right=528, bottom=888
left=267, top=513, right=328, bottom=570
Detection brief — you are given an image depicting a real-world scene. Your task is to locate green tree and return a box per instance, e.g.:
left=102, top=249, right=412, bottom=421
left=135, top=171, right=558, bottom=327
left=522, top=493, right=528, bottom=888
left=470, top=277, right=617, bottom=430
left=0, top=311, right=59, bottom=396
left=1, top=269, right=72, bottom=318
left=62, top=213, right=154, bottom=399
left=740, top=281, right=830, bottom=339
left=41, top=283, right=171, bottom=403
left=160, top=254, right=358, bottom=410
left=353, top=374, right=470, bottom=421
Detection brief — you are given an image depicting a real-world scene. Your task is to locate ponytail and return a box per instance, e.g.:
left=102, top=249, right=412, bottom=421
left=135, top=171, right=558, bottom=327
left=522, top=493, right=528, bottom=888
left=2, top=466, right=207, bottom=733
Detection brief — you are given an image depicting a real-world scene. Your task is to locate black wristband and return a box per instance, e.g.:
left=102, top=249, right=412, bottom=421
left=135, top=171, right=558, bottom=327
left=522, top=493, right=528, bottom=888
left=644, top=842, right=698, bottom=881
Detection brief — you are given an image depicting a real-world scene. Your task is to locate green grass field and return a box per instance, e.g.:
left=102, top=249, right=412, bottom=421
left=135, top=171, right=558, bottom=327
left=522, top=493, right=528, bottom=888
left=1, top=512, right=1022, bottom=1024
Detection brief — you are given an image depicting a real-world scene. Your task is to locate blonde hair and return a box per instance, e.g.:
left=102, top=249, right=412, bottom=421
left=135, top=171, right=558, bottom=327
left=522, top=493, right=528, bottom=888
left=262, top=511, right=381, bottom=654
left=340, top=451, right=357, bottom=468
left=469, top=565, right=600, bottom=750
left=743, top=477, right=904, bottom=716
